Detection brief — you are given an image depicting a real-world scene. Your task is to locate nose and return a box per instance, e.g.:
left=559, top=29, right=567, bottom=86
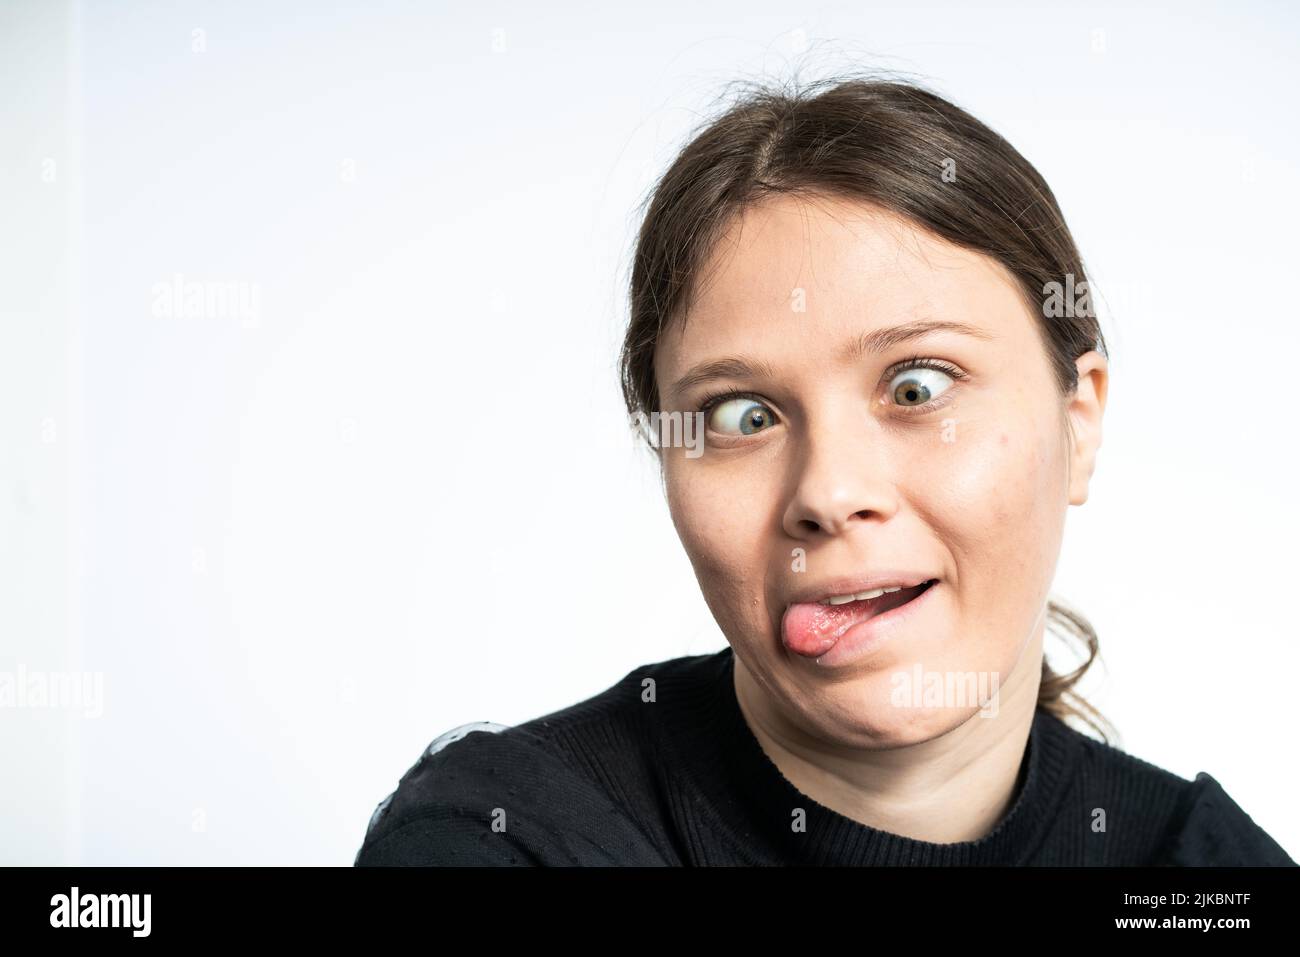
left=781, top=416, right=898, bottom=540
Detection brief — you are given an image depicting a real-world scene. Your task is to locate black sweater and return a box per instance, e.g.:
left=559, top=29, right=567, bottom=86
left=354, top=647, right=1295, bottom=866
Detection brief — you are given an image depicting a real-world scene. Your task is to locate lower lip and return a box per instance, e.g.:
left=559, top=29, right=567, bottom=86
left=798, top=581, right=941, bottom=669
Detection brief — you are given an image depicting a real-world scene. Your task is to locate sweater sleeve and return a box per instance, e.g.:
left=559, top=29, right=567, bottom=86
left=1155, top=772, right=1296, bottom=866
left=354, top=723, right=671, bottom=867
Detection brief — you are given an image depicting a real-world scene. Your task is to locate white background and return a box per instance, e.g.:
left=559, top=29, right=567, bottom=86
left=3, top=0, right=1297, bottom=864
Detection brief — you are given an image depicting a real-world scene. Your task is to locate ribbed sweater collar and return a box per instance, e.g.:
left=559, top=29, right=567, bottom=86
left=665, top=647, right=1081, bottom=866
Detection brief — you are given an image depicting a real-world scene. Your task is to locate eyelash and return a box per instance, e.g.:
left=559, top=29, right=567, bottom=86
left=695, top=356, right=968, bottom=421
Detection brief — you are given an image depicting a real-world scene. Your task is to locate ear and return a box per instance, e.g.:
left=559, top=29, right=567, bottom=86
left=1066, top=351, right=1108, bottom=506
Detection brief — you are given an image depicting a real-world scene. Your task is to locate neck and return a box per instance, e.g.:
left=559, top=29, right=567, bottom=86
left=732, top=609, right=1046, bottom=844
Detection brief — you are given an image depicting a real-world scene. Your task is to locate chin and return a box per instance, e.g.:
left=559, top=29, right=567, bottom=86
left=786, top=669, right=1001, bottom=749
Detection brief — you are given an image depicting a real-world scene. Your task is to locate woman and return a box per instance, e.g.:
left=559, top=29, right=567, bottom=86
left=355, top=75, right=1294, bottom=866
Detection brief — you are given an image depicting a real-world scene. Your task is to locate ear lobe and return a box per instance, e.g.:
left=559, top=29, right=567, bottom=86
left=1067, top=351, right=1108, bottom=506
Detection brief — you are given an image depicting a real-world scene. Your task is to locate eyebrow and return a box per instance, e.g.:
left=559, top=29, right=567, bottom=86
left=666, top=319, right=996, bottom=398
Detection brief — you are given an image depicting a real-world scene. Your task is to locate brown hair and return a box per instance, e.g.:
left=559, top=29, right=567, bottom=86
left=618, top=72, right=1116, bottom=744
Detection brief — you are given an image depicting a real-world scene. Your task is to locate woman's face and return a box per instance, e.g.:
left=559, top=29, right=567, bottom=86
left=654, top=193, right=1106, bottom=748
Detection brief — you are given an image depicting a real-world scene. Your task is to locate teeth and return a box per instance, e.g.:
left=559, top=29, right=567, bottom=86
left=820, top=585, right=904, bottom=606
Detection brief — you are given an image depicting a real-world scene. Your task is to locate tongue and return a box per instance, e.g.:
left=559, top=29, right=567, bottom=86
left=782, top=582, right=929, bottom=657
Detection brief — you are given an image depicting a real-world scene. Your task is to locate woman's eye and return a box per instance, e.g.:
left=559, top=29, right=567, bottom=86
left=707, top=397, right=777, bottom=435
left=888, top=366, right=955, bottom=407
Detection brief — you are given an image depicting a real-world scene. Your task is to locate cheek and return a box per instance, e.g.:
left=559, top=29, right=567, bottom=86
left=952, top=431, right=1053, bottom=523
left=920, top=417, right=1067, bottom=610
left=664, top=464, right=770, bottom=629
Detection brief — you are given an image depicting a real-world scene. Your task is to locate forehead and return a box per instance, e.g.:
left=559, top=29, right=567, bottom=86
left=654, top=193, right=1030, bottom=386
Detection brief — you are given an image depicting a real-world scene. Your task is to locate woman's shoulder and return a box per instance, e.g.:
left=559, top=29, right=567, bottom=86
left=354, top=719, right=519, bottom=864
left=1042, top=712, right=1295, bottom=866
left=1153, top=770, right=1295, bottom=866
left=352, top=718, right=620, bottom=865
left=353, top=651, right=725, bottom=866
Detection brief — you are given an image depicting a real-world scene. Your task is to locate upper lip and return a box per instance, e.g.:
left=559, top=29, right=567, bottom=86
left=786, top=572, right=938, bottom=607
